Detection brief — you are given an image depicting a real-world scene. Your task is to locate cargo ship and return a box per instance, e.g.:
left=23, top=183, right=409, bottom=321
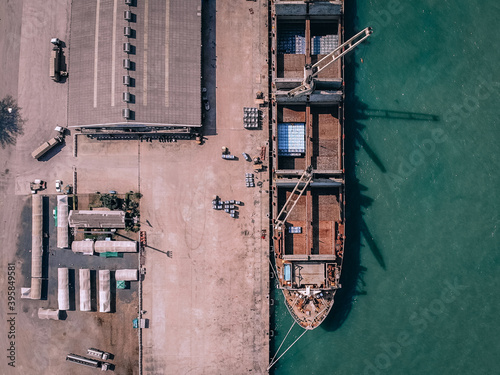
left=270, top=0, right=371, bottom=329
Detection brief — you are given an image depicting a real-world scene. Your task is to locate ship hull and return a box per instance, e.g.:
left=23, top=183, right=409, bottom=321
left=270, top=0, right=346, bottom=330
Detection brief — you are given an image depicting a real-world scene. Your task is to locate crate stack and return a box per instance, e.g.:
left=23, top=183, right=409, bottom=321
left=245, top=173, right=255, bottom=188
left=277, top=123, right=306, bottom=156
left=311, top=34, right=339, bottom=55
left=243, top=107, right=260, bottom=129
left=278, top=25, right=306, bottom=54
left=212, top=196, right=241, bottom=218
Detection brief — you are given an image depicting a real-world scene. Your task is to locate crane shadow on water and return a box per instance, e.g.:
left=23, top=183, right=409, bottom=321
left=321, top=14, right=437, bottom=333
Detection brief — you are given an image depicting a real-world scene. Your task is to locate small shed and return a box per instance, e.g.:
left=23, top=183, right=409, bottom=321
left=58, top=268, right=70, bottom=311
left=80, top=269, right=91, bottom=312
left=57, top=195, right=69, bottom=248
left=94, top=241, right=137, bottom=253
left=115, top=269, right=139, bottom=281
left=99, top=270, right=111, bottom=313
left=38, top=308, right=60, bottom=320
left=72, top=240, right=94, bottom=255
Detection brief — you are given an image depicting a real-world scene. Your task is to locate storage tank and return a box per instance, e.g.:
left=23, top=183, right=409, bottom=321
left=38, top=308, right=60, bottom=320
left=79, top=269, right=91, bottom=312
left=72, top=240, right=94, bottom=255
left=58, top=268, right=70, bottom=310
left=32, top=195, right=43, bottom=278
left=57, top=195, right=69, bottom=248
left=115, top=269, right=139, bottom=281
left=99, top=270, right=111, bottom=313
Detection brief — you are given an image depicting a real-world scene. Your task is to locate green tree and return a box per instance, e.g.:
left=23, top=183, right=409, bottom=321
left=0, top=95, right=24, bottom=148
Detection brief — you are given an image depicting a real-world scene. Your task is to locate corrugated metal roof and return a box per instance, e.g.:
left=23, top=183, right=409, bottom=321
left=57, top=195, right=69, bottom=248
left=69, top=0, right=202, bottom=129
left=94, top=240, right=137, bottom=253
left=99, top=270, right=111, bottom=313
left=72, top=240, right=95, bottom=254
left=68, top=210, right=126, bottom=228
left=58, top=268, right=70, bottom=311
left=115, top=269, right=139, bottom=281
left=80, top=269, right=91, bottom=312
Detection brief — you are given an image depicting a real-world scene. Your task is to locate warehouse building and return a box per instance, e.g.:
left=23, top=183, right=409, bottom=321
left=68, top=0, right=202, bottom=137
left=68, top=210, right=126, bottom=228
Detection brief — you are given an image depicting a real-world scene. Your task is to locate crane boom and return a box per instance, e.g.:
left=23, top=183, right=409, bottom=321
left=288, top=27, right=373, bottom=97
left=274, top=167, right=313, bottom=231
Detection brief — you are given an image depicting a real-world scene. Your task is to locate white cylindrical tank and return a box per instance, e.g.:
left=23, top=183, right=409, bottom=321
left=79, top=269, right=91, bottom=312
left=99, top=270, right=111, bottom=313
left=115, top=269, right=139, bottom=281
left=58, top=268, right=70, bottom=311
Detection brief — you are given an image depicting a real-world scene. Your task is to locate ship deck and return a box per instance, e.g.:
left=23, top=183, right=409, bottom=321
left=270, top=0, right=345, bottom=329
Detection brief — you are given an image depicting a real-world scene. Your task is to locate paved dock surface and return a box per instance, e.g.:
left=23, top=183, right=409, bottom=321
left=140, top=0, right=270, bottom=373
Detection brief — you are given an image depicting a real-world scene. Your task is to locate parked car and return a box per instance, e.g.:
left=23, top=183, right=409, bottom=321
left=55, top=180, right=62, bottom=193
left=242, top=153, right=251, bottom=162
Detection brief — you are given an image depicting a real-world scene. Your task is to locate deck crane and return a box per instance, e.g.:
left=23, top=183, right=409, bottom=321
left=287, top=27, right=373, bottom=98
left=274, top=167, right=313, bottom=231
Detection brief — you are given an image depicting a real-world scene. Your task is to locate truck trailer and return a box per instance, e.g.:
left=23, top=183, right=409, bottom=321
left=31, top=126, right=66, bottom=160
left=31, top=137, right=62, bottom=159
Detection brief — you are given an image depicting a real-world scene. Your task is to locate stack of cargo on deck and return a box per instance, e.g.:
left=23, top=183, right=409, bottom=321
left=277, top=24, right=305, bottom=54
left=311, top=34, right=339, bottom=55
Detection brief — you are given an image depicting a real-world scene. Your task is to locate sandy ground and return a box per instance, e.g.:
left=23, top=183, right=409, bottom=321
left=140, top=0, right=271, bottom=372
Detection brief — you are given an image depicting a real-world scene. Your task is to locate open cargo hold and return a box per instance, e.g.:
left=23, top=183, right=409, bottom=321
left=99, top=270, right=111, bottom=313
left=79, top=268, right=91, bottom=312
left=115, top=269, right=139, bottom=281
left=72, top=240, right=94, bottom=255
left=58, top=268, right=70, bottom=310
left=57, top=195, right=69, bottom=248
left=38, top=308, right=60, bottom=320
left=94, top=240, right=137, bottom=253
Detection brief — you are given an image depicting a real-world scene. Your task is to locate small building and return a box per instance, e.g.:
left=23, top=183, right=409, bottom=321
left=38, top=308, right=60, bottom=320
left=115, top=269, right=139, bottom=281
left=57, top=195, right=69, bottom=248
left=94, top=240, right=137, bottom=253
left=58, top=268, right=70, bottom=311
left=72, top=240, right=95, bottom=255
left=80, top=269, right=91, bottom=312
left=99, top=270, right=111, bottom=313
left=68, top=210, right=126, bottom=229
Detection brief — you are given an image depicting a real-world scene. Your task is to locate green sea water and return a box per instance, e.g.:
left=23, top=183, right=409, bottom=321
left=271, top=1, right=500, bottom=374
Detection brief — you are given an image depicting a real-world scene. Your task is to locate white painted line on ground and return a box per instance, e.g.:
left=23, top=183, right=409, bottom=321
left=93, top=0, right=101, bottom=108
left=165, top=0, right=170, bottom=107
left=143, top=0, right=149, bottom=106
left=111, top=0, right=118, bottom=106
